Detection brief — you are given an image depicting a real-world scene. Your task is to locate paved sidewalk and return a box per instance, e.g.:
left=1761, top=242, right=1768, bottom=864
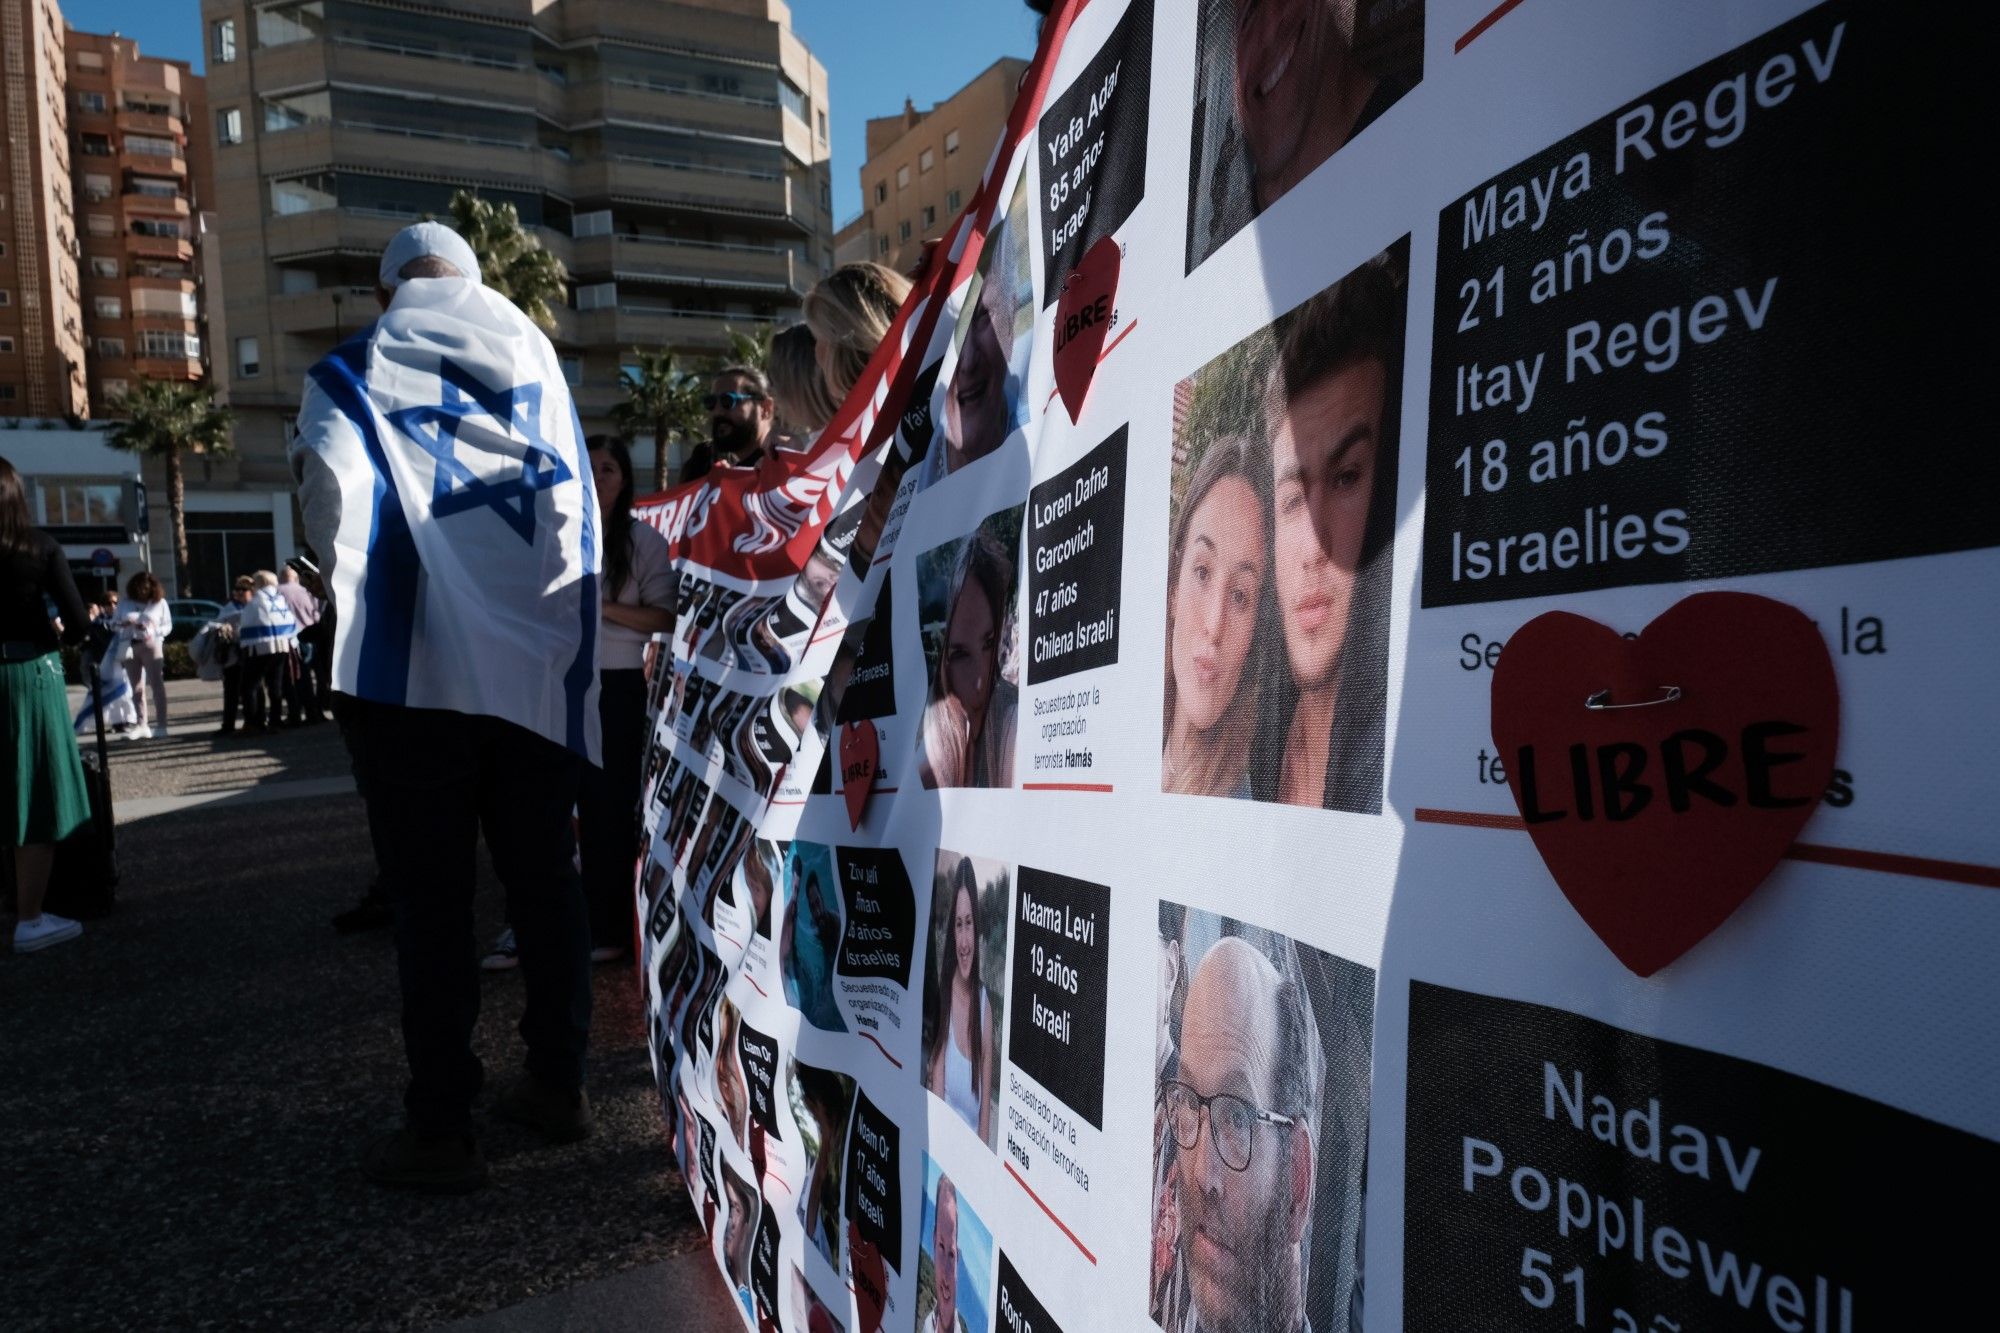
left=6, top=680, right=716, bottom=1330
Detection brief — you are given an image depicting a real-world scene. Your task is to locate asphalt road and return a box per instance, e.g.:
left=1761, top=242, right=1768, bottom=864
left=3, top=681, right=715, bottom=1331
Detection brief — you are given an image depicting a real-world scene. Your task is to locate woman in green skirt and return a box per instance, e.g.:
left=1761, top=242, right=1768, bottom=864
left=1, top=456, right=92, bottom=953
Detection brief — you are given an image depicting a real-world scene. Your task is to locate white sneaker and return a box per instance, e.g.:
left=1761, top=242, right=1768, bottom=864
left=15, top=914, right=83, bottom=953
left=151, top=725, right=169, bottom=739
left=121, top=725, right=151, bottom=741
left=480, top=927, right=520, bottom=971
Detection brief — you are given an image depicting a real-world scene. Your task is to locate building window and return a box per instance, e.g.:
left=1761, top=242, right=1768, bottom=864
left=0, top=336, right=15, bottom=353
left=945, top=129, right=961, bottom=155
left=98, top=337, right=126, bottom=359
left=79, top=133, right=113, bottom=158
left=947, top=189, right=962, bottom=213
left=101, top=379, right=127, bottom=401
left=898, top=220, right=912, bottom=242
left=572, top=209, right=612, bottom=238
left=32, top=479, right=124, bottom=526
left=78, top=91, right=106, bottom=114
left=559, top=356, right=582, bottom=387
left=87, top=214, right=116, bottom=237
left=574, top=282, right=616, bottom=311
left=126, top=135, right=177, bottom=159
left=82, top=174, right=113, bottom=202
left=896, top=165, right=910, bottom=190
left=878, top=236, right=889, bottom=256
left=0, top=386, right=16, bottom=403
left=90, top=257, right=119, bottom=279
left=213, top=19, right=237, bottom=63
left=920, top=148, right=935, bottom=173
left=140, top=330, right=201, bottom=360
left=817, top=110, right=827, bottom=142
left=0, top=290, right=11, bottom=307
left=874, top=181, right=887, bottom=205
left=270, top=177, right=335, bottom=216
left=217, top=108, right=243, bottom=146
left=93, top=297, right=122, bottom=319
left=778, top=79, right=807, bottom=123
left=236, top=337, right=261, bottom=378
left=922, top=205, right=936, bottom=227
left=75, top=51, right=103, bottom=70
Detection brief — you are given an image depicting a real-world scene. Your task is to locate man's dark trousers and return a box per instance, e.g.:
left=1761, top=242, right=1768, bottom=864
left=340, top=695, right=592, bottom=1137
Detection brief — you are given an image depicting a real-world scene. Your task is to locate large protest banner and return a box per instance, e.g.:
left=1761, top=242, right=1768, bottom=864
left=634, top=2, right=1998, bottom=1330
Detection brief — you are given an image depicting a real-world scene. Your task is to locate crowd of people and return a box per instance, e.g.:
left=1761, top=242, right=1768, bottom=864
left=3, top=217, right=913, bottom=1201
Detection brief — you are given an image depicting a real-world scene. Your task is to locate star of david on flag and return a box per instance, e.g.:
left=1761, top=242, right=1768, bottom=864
left=386, top=357, right=574, bottom=543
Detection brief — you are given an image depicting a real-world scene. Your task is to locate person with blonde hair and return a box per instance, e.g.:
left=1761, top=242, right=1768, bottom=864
left=767, top=323, right=842, bottom=437
left=803, top=262, right=912, bottom=402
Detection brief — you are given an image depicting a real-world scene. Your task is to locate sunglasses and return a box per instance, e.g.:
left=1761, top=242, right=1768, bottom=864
left=703, top=391, right=764, bottom=410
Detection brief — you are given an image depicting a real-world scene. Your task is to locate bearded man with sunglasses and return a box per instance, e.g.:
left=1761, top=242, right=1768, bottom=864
left=678, top=366, right=775, bottom=484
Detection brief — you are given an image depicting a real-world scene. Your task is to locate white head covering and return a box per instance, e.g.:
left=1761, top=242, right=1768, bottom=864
left=378, top=221, right=482, bottom=289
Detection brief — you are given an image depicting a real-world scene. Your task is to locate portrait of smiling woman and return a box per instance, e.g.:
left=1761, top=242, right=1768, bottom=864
left=922, top=851, right=1010, bottom=1152
left=1162, top=434, right=1272, bottom=798
left=916, top=511, right=1023, bottom=791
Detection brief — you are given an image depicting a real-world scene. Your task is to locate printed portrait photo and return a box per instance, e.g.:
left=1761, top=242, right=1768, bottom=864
left=738, top=838, right=781, bottom=940
left=1162, top=241, right=1405, bottom=812
left=781, top=840, right=848, bottom=1033
left=916, top=1156, right=995, bottom=1333
left=921, top=172, right=1036, bottom=490
left=915, top=506, right=1024, bottom=790
left=788, top=1057, right=858, bottom=1273
left=920, top=850, right=1012, bottom=1151
left=715, top=998, right=750, bottom=1150
left=1187, top=0, right=1424, bottom=270
left=1148, top=903, right=1375, bottom=1333
left=719, top=1160, right=760, bottom=1323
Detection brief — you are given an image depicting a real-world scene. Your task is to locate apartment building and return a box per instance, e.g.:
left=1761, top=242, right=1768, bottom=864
left=66, top=30, right=215, bottom=418
left=0, top=0, right=89, bottom=418
left=835, top=58, right=1027, bottom=275
left=201, top=0, right=837, bottom=492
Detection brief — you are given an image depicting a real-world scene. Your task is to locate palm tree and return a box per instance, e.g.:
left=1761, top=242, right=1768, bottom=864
left=447, top=190, right=568, bottom=333
left=720, top=323, right=774, bottom=375
left=611, top=348, right=705, bottom=489
left=105, top=379, right=233, bottom=593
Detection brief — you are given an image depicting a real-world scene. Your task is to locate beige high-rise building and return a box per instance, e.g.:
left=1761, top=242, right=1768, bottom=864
left=66, top=30, right=215, bottom=419
left=200, top=0, right=836, bottom=499
left=0, top=0, right=89, bottom=418
left=834, top=58, right=1027, bottom=276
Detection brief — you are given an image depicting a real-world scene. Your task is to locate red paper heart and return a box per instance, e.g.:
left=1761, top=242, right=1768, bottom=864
left=1052, top=235, right=1121, bottom=423
left=1491, top=592, right=1839, bottom=976
left=839, top=720, right=879, bottom=830
left=847, top=1222, right=888, bottom=1333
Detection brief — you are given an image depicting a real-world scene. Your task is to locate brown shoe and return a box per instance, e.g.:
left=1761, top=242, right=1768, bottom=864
left=360, top=1127, right=489, bottom=1193
left=494, top=1074, right=592, bottom=1143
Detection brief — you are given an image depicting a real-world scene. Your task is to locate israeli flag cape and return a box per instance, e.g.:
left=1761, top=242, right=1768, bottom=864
left=291, top=278, right=600, bottom=763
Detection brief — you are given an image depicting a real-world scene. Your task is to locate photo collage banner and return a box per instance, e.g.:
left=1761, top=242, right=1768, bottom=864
left=633, top=2, right=1998, bottom=1329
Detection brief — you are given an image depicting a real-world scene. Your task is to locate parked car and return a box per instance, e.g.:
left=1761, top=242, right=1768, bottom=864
left=166, top=598, right=223, bottom=643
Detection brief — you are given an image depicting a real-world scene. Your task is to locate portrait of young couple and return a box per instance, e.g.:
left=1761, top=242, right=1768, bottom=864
left=1161, top=242, right=1406, bottom=812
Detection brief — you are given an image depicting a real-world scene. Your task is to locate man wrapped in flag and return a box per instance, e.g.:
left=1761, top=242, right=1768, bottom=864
left=291, top=222, right=601, bottom=1192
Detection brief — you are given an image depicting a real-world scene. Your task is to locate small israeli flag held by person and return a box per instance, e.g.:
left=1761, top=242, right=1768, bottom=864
left=290, top=276, right=601, bottom=763
left=73, top=625, right=138, bottom=735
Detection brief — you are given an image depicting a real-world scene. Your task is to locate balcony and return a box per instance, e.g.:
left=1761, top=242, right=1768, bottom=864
left=579, top=79, right=781, bottom=139
left=120, top=150, right=186, bottom=179
left=124, top=232, right=194, bottom=264
left=571, top=304, right=778, bottom=354
left=116, top=108, right=181, bottom=137
left=130, top=274, right=197, bottom=298
left=133, top=355, right=203, bottom=381
left=568, top=156, right=788, bottom=220
left=571, top=233, right=803, bottom=295
left=257, top=121, right=563, bottom=196
left=122, top=190, right=191, bottom=218
left=324, top=39, right=535, bottom=107
left=264, top=208, right=572, bottom=271
left=268, top=286, right=378, bottom=336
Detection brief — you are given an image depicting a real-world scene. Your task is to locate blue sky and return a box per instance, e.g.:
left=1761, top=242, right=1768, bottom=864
left=55, top=0, right=1041, bottom=224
